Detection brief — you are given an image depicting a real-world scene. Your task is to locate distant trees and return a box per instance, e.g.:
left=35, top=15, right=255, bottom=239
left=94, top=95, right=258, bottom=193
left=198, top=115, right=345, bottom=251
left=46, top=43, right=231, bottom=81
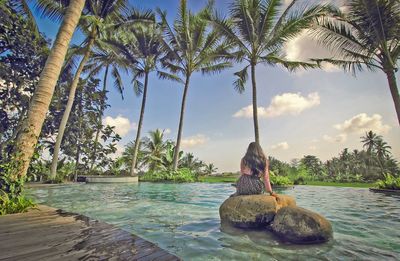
left=269, top=131, right=399, bottom=183
left=117, top=129, right=212, bottom=175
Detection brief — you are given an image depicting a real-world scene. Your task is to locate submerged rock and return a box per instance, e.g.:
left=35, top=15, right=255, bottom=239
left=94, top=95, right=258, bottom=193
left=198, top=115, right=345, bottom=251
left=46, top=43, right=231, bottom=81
left=219, top=194, right=296, bottom=228
left=270, top=206, right=333, bottom=244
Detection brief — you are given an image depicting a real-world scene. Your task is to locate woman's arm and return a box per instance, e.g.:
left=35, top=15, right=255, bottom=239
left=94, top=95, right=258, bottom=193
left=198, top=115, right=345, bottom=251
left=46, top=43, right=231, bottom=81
left=263, top=159, right=274, bottom=195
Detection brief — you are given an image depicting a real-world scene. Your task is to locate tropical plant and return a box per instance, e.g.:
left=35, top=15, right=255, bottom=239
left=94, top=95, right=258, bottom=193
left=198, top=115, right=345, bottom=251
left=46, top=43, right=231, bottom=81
left=13, top=0, right=86, bottom=178
left=204, top=163, right=218, bottom=175
left=84, top=32, right=129, bottom=171
left=141, top=129, right=169, bottom=171
left=180, top=153, right=205, bottom=173
left=158, top=0, right=232, bottom=170
left=0, top=2, right=49, bottom=161
left=211, top=0, right=329, bottom=143
left=0, top=157, right=35, bottom=215
left=361, top=131, right=381, bottom=154
left=49, top=0, right=133, bottom=180
left=140, top=168, right=197, bottom=182
left=376, top=173, right=400, bottom=190
left=312, top=0, right=400, bottom=125
left=111, top=16, right=165, bottom=176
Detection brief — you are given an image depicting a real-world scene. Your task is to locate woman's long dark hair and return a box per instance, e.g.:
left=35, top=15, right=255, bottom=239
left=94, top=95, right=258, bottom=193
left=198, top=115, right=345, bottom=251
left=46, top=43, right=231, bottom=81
left=242, top=142, right=266, bottom=176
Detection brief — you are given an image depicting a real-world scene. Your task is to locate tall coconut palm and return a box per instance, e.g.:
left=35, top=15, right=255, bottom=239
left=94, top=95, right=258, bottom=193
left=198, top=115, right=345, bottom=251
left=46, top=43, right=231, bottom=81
left=375, top=138, right=392, bottom=176
left=112, top=18, right=164, bottom=176
left=83, top=34, right=130, bottom=171
left=14, top=0, right=85, bottom=178
left=361, top=130, right=381, bottom=153
left=211, top=0, right=330, bottom=144
left=158, top=0, right=233, bottom=170
left=49, top=0, right=138, bottom=180
left=312, top=0, right=400, bottom=125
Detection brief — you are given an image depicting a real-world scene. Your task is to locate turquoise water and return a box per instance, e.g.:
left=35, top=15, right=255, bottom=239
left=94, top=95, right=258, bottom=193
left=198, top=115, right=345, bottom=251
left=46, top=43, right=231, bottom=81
left=28, top=183, right=400, bottom=260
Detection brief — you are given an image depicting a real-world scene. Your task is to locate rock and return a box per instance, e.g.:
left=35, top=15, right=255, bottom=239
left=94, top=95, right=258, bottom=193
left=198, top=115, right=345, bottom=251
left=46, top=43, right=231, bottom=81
left=270, top=206, right=333, bottom=244
left=219, top=194, right=296, bottom=228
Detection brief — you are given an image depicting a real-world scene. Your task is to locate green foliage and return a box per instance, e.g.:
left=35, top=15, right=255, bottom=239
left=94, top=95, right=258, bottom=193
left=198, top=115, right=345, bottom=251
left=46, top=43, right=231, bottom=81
left=0, top=159, right=35, bottom=215
left=375, top=174, right=400, bottom=190
left=269, top=171, right=293, bottom=186
left=0, top=2, right=49, bottom=161
left=140, top=168, right=197, bottom=183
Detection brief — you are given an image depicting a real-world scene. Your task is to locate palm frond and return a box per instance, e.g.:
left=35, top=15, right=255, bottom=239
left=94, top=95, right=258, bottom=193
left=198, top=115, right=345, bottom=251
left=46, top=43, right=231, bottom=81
left=201, top=62, right=232, bottom=75
left=111, top=66, right=124, bottom=98
left=157, top=71, right=184, bottom=84
left=233, top=65, right=249, bottom=94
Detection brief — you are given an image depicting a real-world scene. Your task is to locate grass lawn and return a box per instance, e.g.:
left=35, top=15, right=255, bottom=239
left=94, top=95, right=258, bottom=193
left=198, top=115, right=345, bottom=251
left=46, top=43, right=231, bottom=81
left=198, top=175, right=238, bottom=183
left=298, top=181, right=373, bottom=188
left=199, top=176, right=374, bottom=188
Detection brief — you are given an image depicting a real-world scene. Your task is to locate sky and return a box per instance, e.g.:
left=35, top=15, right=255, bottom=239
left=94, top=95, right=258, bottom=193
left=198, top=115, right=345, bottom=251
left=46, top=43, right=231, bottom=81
left=32, top=0, right=400, bottom=172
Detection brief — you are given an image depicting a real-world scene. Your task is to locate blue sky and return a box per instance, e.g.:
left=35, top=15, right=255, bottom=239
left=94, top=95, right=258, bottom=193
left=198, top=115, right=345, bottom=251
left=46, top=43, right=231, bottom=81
left=33, top=0, right=399, bottom=172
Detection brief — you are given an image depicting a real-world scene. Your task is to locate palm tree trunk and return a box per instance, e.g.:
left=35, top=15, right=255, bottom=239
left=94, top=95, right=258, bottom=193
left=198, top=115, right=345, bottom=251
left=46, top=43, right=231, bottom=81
left=13, top=0, right=85, bottom=178
left=49, top=36, right=96, bottom=180
left=251, top=63, right=260, bottom=144
left=385, top=69, right=400, bottom=126
left=130, top=72, right=149, bottom=176
left=172, top=75, right=190, bottom=171
left=89, top=65, right=109, bottom=171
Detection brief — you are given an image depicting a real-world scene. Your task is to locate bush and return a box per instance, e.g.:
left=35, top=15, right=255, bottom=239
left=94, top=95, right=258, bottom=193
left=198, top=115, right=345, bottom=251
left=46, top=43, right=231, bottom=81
left=140, top=168, right=197, bottom=182
left=0, top=160, right=35, bottom=215
left=375, top=174, right=400, bottom=190
left=270, top=171, right=293, bottom=186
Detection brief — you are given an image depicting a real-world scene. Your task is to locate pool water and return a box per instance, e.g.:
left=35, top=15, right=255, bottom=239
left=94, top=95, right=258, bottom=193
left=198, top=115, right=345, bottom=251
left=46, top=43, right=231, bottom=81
left=28, top=183, right=400, bottom=260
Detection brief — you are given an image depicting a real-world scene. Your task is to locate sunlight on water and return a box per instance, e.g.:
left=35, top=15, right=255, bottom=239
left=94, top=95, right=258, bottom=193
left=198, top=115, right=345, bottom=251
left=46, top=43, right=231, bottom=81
left=28, top=183, right=400, bottom=261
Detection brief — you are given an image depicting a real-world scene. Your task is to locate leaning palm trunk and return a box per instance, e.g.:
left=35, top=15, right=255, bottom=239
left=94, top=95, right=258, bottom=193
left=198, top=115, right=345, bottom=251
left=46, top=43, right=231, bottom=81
left=172, top=76, right=190, bottom=171
left=89, top=65, right=109, bottom=171
left=251, top=63, right=260, bottom=144
left=130, top=72, right=149, bottom=176
left=14, top=0, right=85, bottom=178
left=385, top=70, right=400, bottom=126
left=49, top=36, right=96, bottom=180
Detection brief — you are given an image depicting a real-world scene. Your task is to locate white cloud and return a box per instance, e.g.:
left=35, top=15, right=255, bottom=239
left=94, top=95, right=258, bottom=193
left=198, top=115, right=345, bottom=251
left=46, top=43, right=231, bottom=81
left=181, top=134, right=209, bottom=148
left=322, top=133, right=347, bottom=143
left=233, top=92, right=320, bottom=118
left=164, top=128, right=171, bottom=134
left=271, top=142, right=289, bottom=151
left=102, top=115, right=136, bottom=137
left=334, top=113, right=391, bottom=134
left=309, top=145, right=317, bottom=151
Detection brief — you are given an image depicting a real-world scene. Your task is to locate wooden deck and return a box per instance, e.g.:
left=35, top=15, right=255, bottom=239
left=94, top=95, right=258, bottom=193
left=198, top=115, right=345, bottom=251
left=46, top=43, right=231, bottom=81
left=0, top=205, right=181, bottom=261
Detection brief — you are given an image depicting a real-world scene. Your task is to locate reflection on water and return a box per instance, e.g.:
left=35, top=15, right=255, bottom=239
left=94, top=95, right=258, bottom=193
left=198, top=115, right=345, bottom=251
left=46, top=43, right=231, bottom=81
left=28, top=183, right=400, bottom=261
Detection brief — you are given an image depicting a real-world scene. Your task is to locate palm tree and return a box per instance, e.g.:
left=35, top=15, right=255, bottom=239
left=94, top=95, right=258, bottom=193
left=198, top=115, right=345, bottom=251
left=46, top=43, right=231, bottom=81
left=375, top=138, right=392, bottom=176
left=49, top=0, right=132, bottom=180
left=83, top=34, right=129, bottom=171
left=211, top=0, right=330, bottom=144
left=158, top=0, right=232, bottom=170
left=112, top=18, right=164, bottom=176
left=14, top=0, right=85, bottom=178
left=361, top=130, right=381, bottom=154
left=142, top=129, right=169, bottom=171
left=204, top=163, right=218, bottom=175
left=312, top=0, right=400, bottom=125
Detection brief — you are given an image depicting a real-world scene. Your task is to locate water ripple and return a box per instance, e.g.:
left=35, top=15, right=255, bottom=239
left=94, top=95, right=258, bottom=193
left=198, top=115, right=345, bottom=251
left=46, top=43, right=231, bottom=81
left=28, top=183, right=400, bottom=260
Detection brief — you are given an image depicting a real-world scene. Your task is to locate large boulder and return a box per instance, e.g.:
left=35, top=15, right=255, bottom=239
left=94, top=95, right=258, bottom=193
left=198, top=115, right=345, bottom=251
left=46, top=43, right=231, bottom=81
left=219, top=194, right=296, bottom=228
left=270, top=206, right=333, bottom=244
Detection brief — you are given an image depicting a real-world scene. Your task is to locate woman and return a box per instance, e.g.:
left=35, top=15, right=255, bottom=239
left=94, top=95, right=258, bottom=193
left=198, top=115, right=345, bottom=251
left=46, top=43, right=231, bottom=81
left=233, top=142, right=277, bottom=197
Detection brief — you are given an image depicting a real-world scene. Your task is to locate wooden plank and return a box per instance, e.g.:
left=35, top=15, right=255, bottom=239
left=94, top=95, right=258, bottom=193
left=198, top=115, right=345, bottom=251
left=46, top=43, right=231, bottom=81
left=0, top=205, right=180, bottom=261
